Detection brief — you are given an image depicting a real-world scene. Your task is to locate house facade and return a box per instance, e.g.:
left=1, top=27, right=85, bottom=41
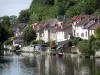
left=55, top=22, right=72, bottom=42
left=72, top=15, right=100, bottom=39
left=33, top=19, right=72, bottom=43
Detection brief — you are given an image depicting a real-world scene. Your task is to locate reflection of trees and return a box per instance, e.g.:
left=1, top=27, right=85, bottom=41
left=0, top=57, right=11, bottom=75
left=95, top=59, right=100, bottom=75
left=21, top=55, right=38, bottom=68
left=19, top=55, right=100, bottom=75
left=64, top=56, right=74, bottom=75
left=74, top=58, right=96, bottom=75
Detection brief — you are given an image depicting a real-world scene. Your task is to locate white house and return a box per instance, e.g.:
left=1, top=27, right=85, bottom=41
left=55, top=22, right=72, bottom=42
left=33, top=19, right=72, bottom=43
left=33, top=19, right=60, bottom=42
left=72, top=15, right=100, bottom=39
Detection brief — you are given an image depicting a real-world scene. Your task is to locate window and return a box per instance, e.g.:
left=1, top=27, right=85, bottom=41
left=81, top=33, right=84, bottom=37
left=86, top=32, right=87, bottom=37
left=74, top=30, right=76, bottom=36
left=77, top=33, right=79, bottom=37
left=65, top=33, right=68, bottom=39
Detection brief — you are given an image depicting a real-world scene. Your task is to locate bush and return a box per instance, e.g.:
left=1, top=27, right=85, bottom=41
left=77, top=40, right=91, bottom=57
left=32, top=40, right=45, bottom=44
left=69, top=37, right=82, bottom=46
left=23, top=25, right=36, bottom=45
left=4, top=39, right=13, bottom=45
left=47, top=40, right=56, bottom=46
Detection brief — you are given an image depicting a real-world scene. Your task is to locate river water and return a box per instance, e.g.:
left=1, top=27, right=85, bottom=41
left=0, top=53, right=100, bottom=75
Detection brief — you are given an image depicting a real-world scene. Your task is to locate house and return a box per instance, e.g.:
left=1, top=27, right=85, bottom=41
left=72, top=15, right=100, bottom=39
left=10, top=23, right=27, bottom=47
left=33, top=19, right=60, bottom=42
left=33, top=19, right=72, bottom=43
left=55, top=22, right=72, bottom=42
left=43, top=19, right=60, bottom=42
left=33, top=23, right=40, bottom=40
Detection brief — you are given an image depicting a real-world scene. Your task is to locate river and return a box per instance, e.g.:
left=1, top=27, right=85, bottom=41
left=0, top=53, right=100, bottom=75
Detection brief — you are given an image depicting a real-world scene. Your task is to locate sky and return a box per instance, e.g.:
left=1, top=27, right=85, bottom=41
left=0, top=0, right=32, bottom=17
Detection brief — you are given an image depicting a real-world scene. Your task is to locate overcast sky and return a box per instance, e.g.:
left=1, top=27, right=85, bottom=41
left=0, top=0, right=32, bottom=17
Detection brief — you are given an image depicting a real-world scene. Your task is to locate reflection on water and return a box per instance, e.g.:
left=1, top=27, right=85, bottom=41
left=0, top=53, right=100, bottom=75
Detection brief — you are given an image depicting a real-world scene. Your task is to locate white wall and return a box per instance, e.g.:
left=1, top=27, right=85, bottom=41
left=50, top=32, right=56, bottom=41
left=41, top=30, right=49, bottom=42
left=56, top=31, right=65, bottom=42
left=72, top=21, right=94, bottom=40
left=36, top=32, right=40, bottom=40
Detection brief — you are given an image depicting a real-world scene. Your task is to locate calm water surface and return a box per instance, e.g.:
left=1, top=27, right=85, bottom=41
left=0, top=53, right=100, bottom=75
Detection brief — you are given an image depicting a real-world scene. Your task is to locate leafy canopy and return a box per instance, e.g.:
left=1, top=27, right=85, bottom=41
left=22, top=25, right=36, bottom=45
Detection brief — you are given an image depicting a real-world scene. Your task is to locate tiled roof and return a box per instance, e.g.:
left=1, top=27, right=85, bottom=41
left=44, top=19, right=59, bottom=26
left=10, top=23, right=27, bottom=32
left=55, top=23, right=72, bottom=31
left=89, top=22, right=100, bottom=30
left=72, top=15, right=89, bottom=22
left=84, top=20, right=98, bottom=29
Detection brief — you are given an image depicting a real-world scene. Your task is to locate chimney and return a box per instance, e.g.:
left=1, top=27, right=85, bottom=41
left=97, top=15, right=100, bottom=23
left=88, top=16, right=91, bottom=22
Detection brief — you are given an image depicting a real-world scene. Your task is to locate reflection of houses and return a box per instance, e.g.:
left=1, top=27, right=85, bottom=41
left=10, top=23, right=27, bottom=47
left=72, top=15, right=100, bottom=39
left=33, top=19, right=72, bottom=42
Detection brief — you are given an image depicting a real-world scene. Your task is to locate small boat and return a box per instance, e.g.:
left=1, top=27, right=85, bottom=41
left=57, top=51, right=63, bottom=57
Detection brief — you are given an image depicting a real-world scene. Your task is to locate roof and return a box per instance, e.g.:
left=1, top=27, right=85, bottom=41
left=89, top=22, right=100, bottom=30
left=44, top=19, right=59, bottom=26
left=72, top=15, right=97, bottom=26
left=10, top=23, right=27, bottom=32
left=72, top=15, right=89, bottom=22
left=55, top=23, right=72, bottom=31
left=84, top=20, right=98, bottom=29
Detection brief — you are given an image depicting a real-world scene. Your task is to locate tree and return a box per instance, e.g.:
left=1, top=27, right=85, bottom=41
left=69, top=37, right=82, bottom=46
left=22, top=25, right=36, bottom=45
left=1, top=16, right=10, bottom=27
left=18, top=9, right=30, bottom=23
left=10, top=15, right=17, bottom=25
left=94, top=9, right=100, bottom=15
left=94, top=27, right=100, bottom=40
left=77, top=36, right=100, bottom=57
left=78, top=40, right=90, bottom=57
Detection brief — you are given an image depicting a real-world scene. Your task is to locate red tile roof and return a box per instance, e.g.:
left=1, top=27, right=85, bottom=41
left=72, top=15, right=88, bottom=22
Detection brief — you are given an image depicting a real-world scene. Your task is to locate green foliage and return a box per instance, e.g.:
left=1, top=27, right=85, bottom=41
left=1, top=16, right=11, bottom=27
left=47, top=40, right=55, bottom=46
left=32, top=40, right=45, bottom=44
left=88, top=35, right=100, bottom=52
left=70, top=37, right=82, bottom=46
left=0, top=25, right=10, bottom=44
left=29, top=0, right=100, bottom=22
left=10, top=15, right=17, bottom=25
left=67, top=40, right=73, bottom=47
left=4, top=39, right=13, bottom=45
left=22, top=25, right=36, bottom=45
left=77, top=35, right=100, bottom=57
left=18, top=9, right=30, bottom=23
left=94, top=9, right=100, bottom=15
left=78, top=40, right=90, bottom=57
left=0, top=16, right=13, bottom=50
left=94, top=27, right=100, bottom=40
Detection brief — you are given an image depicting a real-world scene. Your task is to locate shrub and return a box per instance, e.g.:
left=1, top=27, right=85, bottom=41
left=4, top=39, right=13, bottom=45
left=69, top=37, right=82, bottom=46
left=32, top=40, right=45, bottom=44
left=77, top=40, right=91, bottom=57
left=47, top=40, right=56, bottom=46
